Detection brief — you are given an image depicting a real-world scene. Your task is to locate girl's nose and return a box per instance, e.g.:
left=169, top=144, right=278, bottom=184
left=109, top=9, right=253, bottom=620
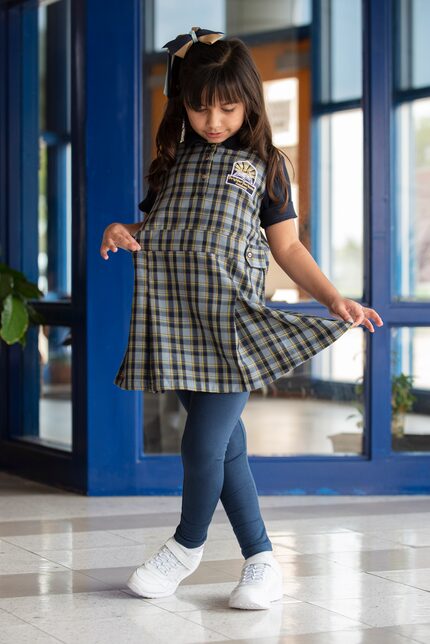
left=206, top=112, right=222, bottom=128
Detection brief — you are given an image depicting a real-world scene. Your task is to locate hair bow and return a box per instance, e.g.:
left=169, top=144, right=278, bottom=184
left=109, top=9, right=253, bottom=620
left=162, top=26, right=224, bottom=98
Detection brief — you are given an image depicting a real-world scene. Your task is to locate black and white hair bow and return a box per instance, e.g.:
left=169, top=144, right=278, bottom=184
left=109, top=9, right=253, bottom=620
left=162, top=26, right=224, bottom=98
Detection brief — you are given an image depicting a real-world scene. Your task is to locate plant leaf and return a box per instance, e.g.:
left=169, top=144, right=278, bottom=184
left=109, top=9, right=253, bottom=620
left=18, top=332, right=27, bottom=349
left=0, top=294, right=29, bottom=345
left=0, top=264, right=43, bottom=299
left=15, top=277, right=44, bottom=299
left=0, top=263, right=23, bottom=281
left=0, top=273, right=13, bottom=300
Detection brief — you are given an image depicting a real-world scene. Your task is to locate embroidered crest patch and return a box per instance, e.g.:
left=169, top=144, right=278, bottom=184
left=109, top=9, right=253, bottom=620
left=225, top=159, right=258, bottom=196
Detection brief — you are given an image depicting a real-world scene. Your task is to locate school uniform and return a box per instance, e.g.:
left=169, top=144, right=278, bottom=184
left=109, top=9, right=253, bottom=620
left=113, top=128, right=352, bottom=393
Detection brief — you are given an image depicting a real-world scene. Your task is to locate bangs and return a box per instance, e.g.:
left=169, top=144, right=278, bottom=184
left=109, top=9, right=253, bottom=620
left=182, top=68, right=246, bottom=109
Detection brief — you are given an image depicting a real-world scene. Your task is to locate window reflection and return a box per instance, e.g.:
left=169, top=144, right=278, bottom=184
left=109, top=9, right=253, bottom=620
left=13, top=325, right=73, bottom=451
left=397, top=0, right=430, bottom=90
left=391, top=327, right=430, bottom=452
left=143, top=328, right=365, bottom=456
left=322, top=0, right=362, bottom=102
left=393, top=98, right=430, bottom=302
left=144, top=1, right=365, bottom=457
left=268, top=108, right=363, bottom=304
left=151, top=0, right=312, bottom=52
left=316, top=110, right=363, bottom=300
left=37, top=0, right=72, bottom=300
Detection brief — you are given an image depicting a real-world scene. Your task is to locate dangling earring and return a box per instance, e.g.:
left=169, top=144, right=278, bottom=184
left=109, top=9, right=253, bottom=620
left=245, top=113, right=254, bottom=138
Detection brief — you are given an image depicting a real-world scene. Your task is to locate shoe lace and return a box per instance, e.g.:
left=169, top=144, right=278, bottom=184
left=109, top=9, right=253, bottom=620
left=240, top=562, right=268, bottom=584
left=147, top=545, right=182, bottom=576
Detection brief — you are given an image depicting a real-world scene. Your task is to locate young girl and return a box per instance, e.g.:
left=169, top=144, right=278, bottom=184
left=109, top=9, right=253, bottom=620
left=100, top=28, right=383, bottom=610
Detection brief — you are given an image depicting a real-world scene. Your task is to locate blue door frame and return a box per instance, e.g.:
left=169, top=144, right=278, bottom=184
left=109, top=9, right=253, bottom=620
left=0, top=0, right=429, bottom=495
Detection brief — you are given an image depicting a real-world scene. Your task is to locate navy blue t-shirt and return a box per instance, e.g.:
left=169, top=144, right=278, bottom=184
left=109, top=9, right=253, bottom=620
left=138, top=131, right=297, bottom=229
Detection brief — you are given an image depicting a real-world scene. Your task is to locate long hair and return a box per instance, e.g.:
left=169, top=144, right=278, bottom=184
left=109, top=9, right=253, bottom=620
left=146, top=37, right=295, bottom=212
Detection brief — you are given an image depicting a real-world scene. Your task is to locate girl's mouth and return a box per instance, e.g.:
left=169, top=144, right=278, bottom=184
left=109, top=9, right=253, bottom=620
left=206, top=131, right=225, bottom=138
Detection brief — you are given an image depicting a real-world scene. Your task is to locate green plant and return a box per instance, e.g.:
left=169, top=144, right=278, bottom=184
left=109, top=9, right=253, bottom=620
left=346, top=378, right=364, bottom=428
left=346, top=373, right=417, bottom=428
left=391, top=373, right=417, bottom=418
left=0, top=262, right=45, bottom=348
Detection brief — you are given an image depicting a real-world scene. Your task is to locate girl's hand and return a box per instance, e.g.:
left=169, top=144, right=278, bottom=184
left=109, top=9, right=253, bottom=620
left=100, top=223, right=141, bottom=260
left=327, top=297, right=384, bottom=333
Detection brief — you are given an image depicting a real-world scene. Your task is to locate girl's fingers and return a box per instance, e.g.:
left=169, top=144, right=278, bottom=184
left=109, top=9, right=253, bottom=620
left=100, top=239, right=118, bottom=260
left=345, top=303, right=367, bottom=329
left=100, top=244, right=112, bottom=260
left=356, top=307, right=384, bottom=333
left=110, top=233, right=141, bottom=251
left=334, top=301, right=383, bottom=333
left=362, top=318, right=375, bottom=333
left=125, top=232, right=141, bottom=250
left=364, top=308, right=384, bottom=325
left=344, top=304, right=360, bottom=324
left=100, top=236, right=141, bottom=260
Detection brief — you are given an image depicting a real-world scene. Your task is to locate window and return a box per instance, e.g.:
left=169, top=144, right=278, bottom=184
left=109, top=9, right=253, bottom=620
left=36, top=1, right=72, bottom=299
left=391, top=327, right=430, bottom=452
left=8, top=0, right=74, bottom=451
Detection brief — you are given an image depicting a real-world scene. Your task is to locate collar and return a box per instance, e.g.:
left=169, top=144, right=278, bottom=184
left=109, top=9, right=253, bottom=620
left=184, top=128, right=242, bottom=151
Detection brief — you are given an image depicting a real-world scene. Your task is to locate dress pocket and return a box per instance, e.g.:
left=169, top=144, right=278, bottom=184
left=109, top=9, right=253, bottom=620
left=244, top=243, right=269, bottom=270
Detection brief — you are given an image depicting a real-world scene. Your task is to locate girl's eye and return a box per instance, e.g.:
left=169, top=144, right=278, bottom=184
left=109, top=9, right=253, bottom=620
left=194, top=106, right=235, bottom=113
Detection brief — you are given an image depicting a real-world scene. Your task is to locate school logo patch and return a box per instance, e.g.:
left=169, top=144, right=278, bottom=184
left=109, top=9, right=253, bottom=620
left=225, top=160, right=257, bottom=196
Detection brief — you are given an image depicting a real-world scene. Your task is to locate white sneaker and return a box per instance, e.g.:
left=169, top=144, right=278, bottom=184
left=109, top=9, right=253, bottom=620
left=126, top=536, right=205, bottom=598
left=228, top=550, right=283, bottom=610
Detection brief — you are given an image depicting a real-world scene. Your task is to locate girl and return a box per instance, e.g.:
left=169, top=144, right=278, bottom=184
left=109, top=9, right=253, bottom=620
left=100, top=28, right=383, bottom=610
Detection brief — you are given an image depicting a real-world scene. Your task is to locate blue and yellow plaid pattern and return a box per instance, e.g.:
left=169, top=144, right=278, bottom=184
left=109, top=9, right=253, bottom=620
left=114, top=138, right=352, bottom=392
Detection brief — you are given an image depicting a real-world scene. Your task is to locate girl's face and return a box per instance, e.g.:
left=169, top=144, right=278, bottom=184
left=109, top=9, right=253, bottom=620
left=184, top=99, right=245, bottom=144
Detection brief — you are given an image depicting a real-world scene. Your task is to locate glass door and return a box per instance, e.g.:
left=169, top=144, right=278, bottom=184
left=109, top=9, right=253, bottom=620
left=140, top=0, right=368, bottom=463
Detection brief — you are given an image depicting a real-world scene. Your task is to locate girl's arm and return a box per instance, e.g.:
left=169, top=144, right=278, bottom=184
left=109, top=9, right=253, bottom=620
left=265, top=219, right=384, bottom=333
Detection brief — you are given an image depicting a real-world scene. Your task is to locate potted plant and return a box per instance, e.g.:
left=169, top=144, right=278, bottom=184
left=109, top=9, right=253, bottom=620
left=342, top=373, right=417, bottom=442
left=391, top=373, right=417, bottom=438
left=0, top=262, right=45, bottom=348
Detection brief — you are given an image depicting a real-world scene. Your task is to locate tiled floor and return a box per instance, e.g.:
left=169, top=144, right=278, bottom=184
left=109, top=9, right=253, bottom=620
left=1, top=472, right=430, bottom=643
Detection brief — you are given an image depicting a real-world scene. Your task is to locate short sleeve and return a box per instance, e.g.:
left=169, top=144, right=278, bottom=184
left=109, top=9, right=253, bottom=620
left=259, top=157, right=297, bottom=229
left=138, top=187, right=158, bottom=213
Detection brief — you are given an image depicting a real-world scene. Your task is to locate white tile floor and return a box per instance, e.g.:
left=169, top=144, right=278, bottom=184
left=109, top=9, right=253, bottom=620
left=0, top=471, right=430, bottom=643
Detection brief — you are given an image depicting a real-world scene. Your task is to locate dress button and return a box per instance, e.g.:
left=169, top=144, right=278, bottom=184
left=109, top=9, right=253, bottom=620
left=201, top=174, right=208, bottom=180
left=247, top=252, right=253, bottom=258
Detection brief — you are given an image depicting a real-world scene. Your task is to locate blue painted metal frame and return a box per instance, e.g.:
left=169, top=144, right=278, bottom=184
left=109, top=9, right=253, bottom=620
left=364, top=0, right=429, bottom=479
left=0, top=0, right=88, bottom=492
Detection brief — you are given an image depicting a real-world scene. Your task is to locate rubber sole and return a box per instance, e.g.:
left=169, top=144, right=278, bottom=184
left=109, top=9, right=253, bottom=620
left=228, top=581, right=284, bottom=610
left=229, top=595, right=283, bottom=609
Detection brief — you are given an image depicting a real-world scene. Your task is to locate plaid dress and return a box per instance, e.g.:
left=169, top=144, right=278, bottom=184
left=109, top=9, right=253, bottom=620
left=113, top=134, right=352, bottom=393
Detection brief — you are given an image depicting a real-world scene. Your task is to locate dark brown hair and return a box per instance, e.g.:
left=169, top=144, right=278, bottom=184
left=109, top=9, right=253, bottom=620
left=146, top=37, right=295, bottom=212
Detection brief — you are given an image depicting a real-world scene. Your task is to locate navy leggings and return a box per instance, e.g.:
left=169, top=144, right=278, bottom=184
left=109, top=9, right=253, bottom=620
left=172, top=389, right=273, bottom=560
